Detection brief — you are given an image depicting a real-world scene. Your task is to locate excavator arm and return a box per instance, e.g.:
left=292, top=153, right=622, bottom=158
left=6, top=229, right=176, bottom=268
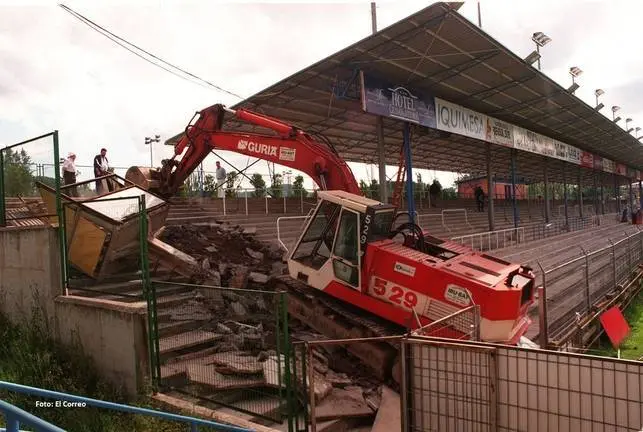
left=133, top=104, right=360, bottom=198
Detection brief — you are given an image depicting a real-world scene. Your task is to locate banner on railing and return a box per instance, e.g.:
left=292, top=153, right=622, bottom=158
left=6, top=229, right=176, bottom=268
left=593, top=155, right=603, bottom=171
left=616, top=163, right=627, bottom=176
left=435, top=97, right=487, bottom=141
left=360, top=71, right=437, bottom=128
left=603, top=158, right=615, bottom=173
left=513, top=126, right=555, bottom=157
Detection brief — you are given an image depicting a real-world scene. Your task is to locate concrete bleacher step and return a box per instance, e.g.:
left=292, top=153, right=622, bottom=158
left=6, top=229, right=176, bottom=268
left=159, top=330, right=224, bottom=359
left=159, top=319, right=211, bottom=338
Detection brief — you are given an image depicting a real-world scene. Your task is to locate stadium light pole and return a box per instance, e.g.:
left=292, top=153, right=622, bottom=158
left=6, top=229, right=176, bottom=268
left=568, top=67, right=582, bottom=94
left=626, top=118, right=633, bottom=133
left=612, top=106, right=621, bottom=124
left=145, top=134, right=160, bottom=168
left=532, top=32, right=551, bottom=70
left=594, top=89, right=605, bottom=111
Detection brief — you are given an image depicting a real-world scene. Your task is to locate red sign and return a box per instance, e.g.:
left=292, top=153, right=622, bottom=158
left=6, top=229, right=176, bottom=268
left=599, top=307, right=630, bottom=348
left=580, top=152, right=594, bottom=168
left=616, top=164, right=627, bottom=176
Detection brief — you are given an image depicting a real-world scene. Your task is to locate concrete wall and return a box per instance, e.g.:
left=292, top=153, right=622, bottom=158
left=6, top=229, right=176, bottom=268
left=0, top=226, right=149, bottom=396
left=54, top=296, right=149, bottom=395
left=0, top=226, right=61, bottom=325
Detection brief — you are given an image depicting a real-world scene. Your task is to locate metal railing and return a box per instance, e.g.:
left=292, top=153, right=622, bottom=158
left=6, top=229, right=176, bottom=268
left=441, top=208, right=473, bottom=232
left=0, top=381, right=252, bottom=431
left=537, top=227, right=643, bottom=348
left=411, top=305, right=481, bottom=340
left=276, top=211, right=313, bottom=252
left=450, top=227, right=525, bottom=251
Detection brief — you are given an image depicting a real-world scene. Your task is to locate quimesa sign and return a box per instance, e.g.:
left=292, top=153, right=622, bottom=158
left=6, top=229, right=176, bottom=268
left=359, top=72, right=640, bottom=180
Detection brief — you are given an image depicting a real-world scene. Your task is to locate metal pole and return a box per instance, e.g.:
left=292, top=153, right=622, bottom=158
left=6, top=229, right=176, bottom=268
left=399, top=340, right=409, bottom=432
left=615, top=175, right=621, bottom=214
left=477, top=0, right=482, bottom=27
left=536, top=44, right=541, bottom=70
left=563, top=163, right=569, bottom=227
left=578, top=167, right=584, bottom=218
left=629, top=180, right=634, bottom=211
left=486, top=143, right=495, bottom=231
left=370, top=2, right=377, bottom=33
left=510, top=149, right=518, bottom=228
left=600, top=173, right=605, bottom=215
left=0, top=149, right=5, bottom=226
left=580, top=246, right=591, bottom=314
left=543, top=158, right=550, bottom=223
left=150, top=142, right=153, bottom=168
left=376, top=119, right=387, bottom=203
left=308, top=344, right=317, bottom=432
left=53, top=131, right=68, bottom=292
left=593, top=171, right=598, bottom=215
left=639, top=180, right=642, bottom=210
left=404, top=123, right=415, bottom=223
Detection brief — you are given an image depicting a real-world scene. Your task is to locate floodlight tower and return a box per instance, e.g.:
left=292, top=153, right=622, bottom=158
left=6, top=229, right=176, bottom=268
left=531, top=32, right=552, bottom=70
left=626, top=118, right=634, bottom=133
left=635, top=127, right=641, bottom=139
left=612, top=106, right=621, bottom=123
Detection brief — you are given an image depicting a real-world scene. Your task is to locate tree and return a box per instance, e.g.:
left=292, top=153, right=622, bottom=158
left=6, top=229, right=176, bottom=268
left=203, top=174, right=216, bottom=197
left=225, top=172, right=240, bottom=198
left=369, top=179, right=379, bottom=199
left=359, top=179, right=370, bottom=196
left=441, top=187, right=457, bottom=200
left=270, top=173, right=283, bottom=198
left=3, top=148, right=35, bottom=197
left=292, top=175, right=307, bottom=198
left=250, top=173, right=266, bottom=197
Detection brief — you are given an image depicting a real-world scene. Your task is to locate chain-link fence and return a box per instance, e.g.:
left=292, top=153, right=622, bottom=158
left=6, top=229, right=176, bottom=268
left=153, top=282, right=291, bottom=423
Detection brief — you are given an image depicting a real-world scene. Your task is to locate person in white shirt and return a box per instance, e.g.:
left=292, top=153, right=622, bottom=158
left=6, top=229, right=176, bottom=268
left=215, top=161, right=226, bottom=199
left=62, top=152, right=79, bottom=197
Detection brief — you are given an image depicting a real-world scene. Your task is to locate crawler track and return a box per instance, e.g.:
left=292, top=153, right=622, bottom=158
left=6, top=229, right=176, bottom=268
left=267, top=275, right=405, bottom=382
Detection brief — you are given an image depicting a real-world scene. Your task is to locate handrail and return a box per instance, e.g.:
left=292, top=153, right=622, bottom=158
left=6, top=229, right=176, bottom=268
left=450, top=226, right=524, bottom=251
left=276, top=212, right=312, bottom=253
left=0, top=381, right=252, bottom=432
left=0, top=399, right=64, bottom=432
left=441, top=208, right=473, bottom=232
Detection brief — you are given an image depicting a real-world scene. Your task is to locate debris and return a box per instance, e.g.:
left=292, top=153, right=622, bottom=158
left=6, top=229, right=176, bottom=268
left=249, top=272, right=269, bottom=284
left=205, top=352, right=264, bottom=375
left=201, top=258, right=211, bottom=270
left=216, top=323, right=233, bottom=334
left=325, top=370, right=353, bottom=388
left=186, top=364, right=265, bottom=390
left=314, top=386, right=373, bottom=421
left=371, top=386, right=401, bottom=432
left=230, top=302, right=247, bottom=316
left=205, top=245, right=218, bottom=253
left=243, top=227, right=257, bottom=235
left=246, top=248, right=264, bottom=261
left=228, top=265, right=250, bottom=289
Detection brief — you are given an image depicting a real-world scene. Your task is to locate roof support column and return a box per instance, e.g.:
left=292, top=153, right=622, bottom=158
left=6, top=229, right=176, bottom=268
left=486, top=143, right=494, bottom=232
left=543, top=158, right=550, bottom=224
left=510, top=149, right=518, bottom=228
left=629, top=180, right=633, bottom=212
left=593, top=171, right=598, bottom=216
left=578, top=167, right=584, bottom=219
left=639, top=180, right=642, bottom=210
left=600, top=173, right=605, bottom=215
left=562, top=162, right=569, bottom=227
left=403, top=123, right=415, bottom=223
left=376, top=117, right=388, bottom=203
left=615, top=175, right=620, bottom=215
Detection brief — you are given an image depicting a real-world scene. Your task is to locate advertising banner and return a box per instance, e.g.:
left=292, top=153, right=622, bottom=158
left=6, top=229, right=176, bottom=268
left=627, top=167, right=637, bottom=179
left=360, top=71, right=436, bottom=128
left=565, top=145, right=581, bottom=165
left=593, top=156, right=603, bottom=171
left=580, top=152, right=594, bottom=168
left=616, top=163, right=627, bottom=176
left=513, top=127, right=555, bottom=157
left=553, top=139, right=568, bottom=160
left=485, top=117, right=514, bottom=147
left=602, top=158, right=615, bottom=173
left=435, top=97, right=487, bottom=141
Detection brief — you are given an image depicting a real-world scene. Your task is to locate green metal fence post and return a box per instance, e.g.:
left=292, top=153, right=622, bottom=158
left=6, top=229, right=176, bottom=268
left=53, top=131, right=68, bottom=292
left=140, top=195, right=160, bottom=388
left=0, top=149, right=5, bottom=226
left=280, top=292, right=294, bottom=432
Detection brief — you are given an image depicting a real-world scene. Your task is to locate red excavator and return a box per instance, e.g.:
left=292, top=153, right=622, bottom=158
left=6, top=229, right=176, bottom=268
left=126, top=104, right=535, bottom=380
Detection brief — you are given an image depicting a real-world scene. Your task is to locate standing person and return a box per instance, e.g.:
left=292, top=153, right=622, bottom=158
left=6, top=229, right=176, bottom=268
left=62, top=152, right=79, bottom=197
left=215, top=161, right=226, bottom=199
left=93, top=148, right=110, bottom=194
left=474, top=185, right=485, bottom=212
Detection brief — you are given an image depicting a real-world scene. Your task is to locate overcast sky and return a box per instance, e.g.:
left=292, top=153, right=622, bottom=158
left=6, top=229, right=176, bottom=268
left=1, top=0, right=642, bottom=191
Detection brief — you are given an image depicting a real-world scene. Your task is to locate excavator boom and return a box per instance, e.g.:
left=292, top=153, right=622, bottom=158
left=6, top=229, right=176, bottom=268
left=128, top=103, right=360, bottom=198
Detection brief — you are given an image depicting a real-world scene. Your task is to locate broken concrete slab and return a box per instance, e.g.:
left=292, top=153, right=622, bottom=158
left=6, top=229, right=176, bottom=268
left=249, top=272, right=269, bottom=284
left=159, top=330, right=224, bottom=355
left=205, top=245, right=218, bottom=253
left=371, top=386, right=401, bottom=432
left=314, top=386, right=373, bottom=421
left=246, top=248, right=264, bottom=261
left=228, top=265, right=250, bottom=289
left=325, top=370, right=353, bottom=388
left=186, top=364, right=265, bottom=390
left=242, top=226, right=257, bottom=235
left=205, top=352, right=264, bottom=375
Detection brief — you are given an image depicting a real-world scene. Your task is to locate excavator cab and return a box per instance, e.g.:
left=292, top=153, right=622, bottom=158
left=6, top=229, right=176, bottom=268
left=288, top=190, right=396, bottom=292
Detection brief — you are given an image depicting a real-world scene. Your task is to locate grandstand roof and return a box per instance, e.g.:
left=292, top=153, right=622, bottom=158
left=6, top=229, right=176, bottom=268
left=169, top=1, right=643, bottom=184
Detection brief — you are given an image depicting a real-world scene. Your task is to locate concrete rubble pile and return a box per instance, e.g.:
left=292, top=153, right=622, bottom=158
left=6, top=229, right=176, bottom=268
left=159, top=221, right=388, bottom=423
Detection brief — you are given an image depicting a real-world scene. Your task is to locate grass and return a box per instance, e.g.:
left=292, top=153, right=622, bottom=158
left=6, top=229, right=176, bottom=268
left=591, top=287, right=643, bottom=360
left=0, top=309, right=186, bottom=432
